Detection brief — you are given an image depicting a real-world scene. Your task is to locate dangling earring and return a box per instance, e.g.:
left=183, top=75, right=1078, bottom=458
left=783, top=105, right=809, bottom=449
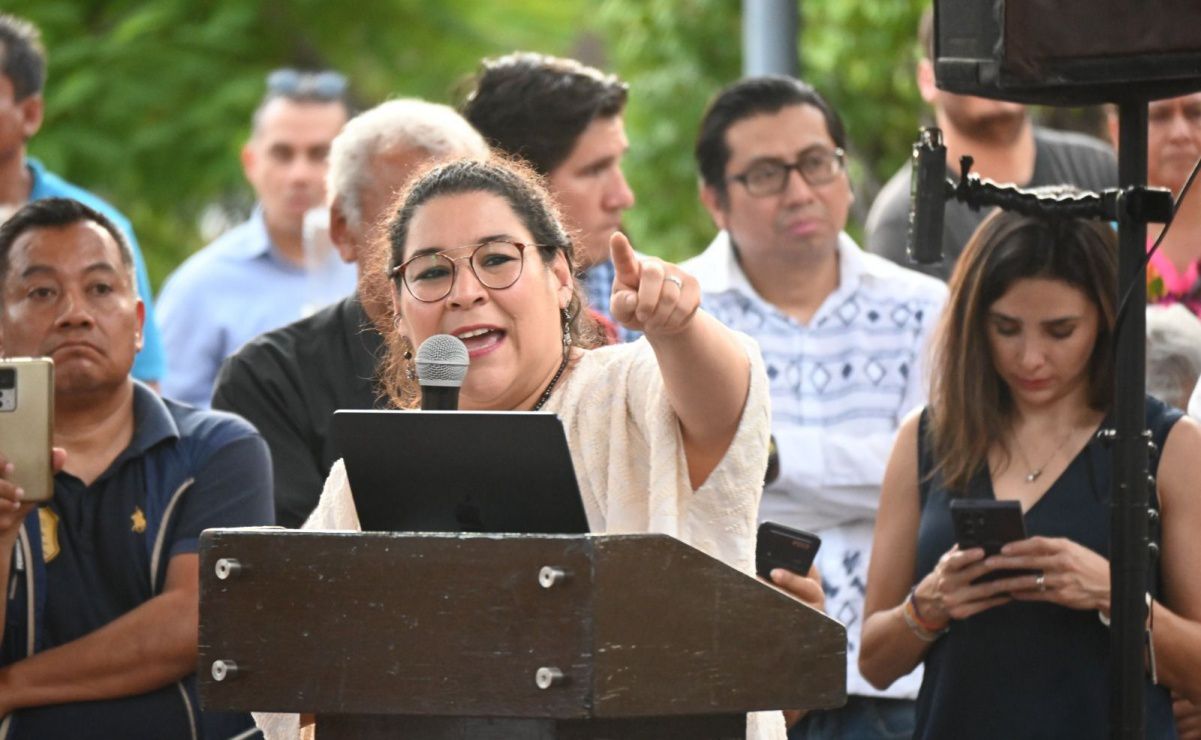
left=402, top=341, right=416, bottom=382
left=561, top=307, right=573, bottom=356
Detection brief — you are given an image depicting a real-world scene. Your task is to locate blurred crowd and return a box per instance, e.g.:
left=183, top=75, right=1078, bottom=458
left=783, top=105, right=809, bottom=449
left=1, top=6, right=1200, bottom=740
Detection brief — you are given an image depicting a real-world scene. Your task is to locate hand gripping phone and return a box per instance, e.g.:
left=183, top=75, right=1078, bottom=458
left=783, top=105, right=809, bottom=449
left=756, top=521, right=822, bottom=580
left=949, top=498, right=1038, bottom=583
left=0, top=358, right=54, bottom=503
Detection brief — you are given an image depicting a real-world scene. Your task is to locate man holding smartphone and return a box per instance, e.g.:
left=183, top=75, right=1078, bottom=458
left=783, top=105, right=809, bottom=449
left=0, top=198, right=274, bottom=739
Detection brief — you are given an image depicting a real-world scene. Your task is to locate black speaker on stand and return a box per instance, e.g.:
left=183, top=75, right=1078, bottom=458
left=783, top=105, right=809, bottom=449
left=928, top=3, right=1201, bottom=737
left=934, top=0, right=1201, bottom=105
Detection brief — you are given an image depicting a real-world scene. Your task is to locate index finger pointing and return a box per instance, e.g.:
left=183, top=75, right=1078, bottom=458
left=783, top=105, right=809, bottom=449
left=608, top=231, right=640, bottom=287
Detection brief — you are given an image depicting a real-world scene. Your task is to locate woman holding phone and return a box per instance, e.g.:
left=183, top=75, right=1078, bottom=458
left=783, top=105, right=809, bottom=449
left=859, top=208, right=1201, bottom=738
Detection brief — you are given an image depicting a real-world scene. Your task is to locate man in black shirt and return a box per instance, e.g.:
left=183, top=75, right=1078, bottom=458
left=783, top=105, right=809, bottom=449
left=212, top=99, right=487, bottom=527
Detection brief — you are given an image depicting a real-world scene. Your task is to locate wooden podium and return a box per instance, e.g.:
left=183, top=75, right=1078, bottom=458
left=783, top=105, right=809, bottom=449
left=198, top=530, right=846, bottom=739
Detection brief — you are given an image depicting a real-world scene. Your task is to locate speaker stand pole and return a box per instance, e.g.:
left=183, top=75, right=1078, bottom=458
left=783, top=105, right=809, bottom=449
left=1110, top=98, right=1150, bottom=740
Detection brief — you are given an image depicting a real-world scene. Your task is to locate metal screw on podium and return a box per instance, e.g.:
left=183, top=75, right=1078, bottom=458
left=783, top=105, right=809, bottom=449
left=538, top=566, right=567, bottom=588
left=535, top=666, right=565, bottom=689
left=211, top=660, right=239, bottom=682
left=214, top=558, right=242, bottom=580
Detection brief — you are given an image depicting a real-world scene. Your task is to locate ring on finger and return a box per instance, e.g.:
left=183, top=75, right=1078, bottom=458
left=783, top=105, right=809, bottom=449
left=665, top=274, right=683, bottom=289
left=1035, top=573, right=1047, bottom=592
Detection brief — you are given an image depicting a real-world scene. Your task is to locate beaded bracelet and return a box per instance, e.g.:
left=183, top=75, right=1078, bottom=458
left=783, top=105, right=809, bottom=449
left=902, top=588, right=948, bottom=642
left=907, top=586, right=945, bottom=632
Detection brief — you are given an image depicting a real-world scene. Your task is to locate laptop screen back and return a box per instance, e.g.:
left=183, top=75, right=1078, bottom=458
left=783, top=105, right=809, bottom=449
left=332, top=410, right=590, bottom=535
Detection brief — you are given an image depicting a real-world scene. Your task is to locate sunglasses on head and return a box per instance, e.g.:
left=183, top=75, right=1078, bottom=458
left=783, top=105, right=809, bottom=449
left=265, top=68, right=348, bottom=101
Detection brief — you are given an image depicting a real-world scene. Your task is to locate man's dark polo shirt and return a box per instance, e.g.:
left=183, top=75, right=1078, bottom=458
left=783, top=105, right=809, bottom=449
left=213, top=294, right=385, bottom=528
left=3, top=382, right=273, bottom=739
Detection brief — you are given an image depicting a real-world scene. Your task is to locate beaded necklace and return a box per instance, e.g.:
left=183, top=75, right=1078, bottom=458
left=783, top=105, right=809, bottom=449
left=530, top=355, right=570, bottom=411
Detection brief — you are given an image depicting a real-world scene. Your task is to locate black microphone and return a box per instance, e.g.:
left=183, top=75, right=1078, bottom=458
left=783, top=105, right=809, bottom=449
left=415, top=334, right=469, bottom=411
left=908, top=127, right=951, bottom=266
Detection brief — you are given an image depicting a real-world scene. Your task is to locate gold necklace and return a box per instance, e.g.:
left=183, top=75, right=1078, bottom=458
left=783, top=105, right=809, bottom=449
left=1011, top=427, right=1078, bottom=484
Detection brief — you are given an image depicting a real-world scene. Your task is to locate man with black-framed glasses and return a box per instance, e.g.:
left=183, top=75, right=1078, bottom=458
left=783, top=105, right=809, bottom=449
left=683, top=76, right=947, bottom=740
left=158, top=68, right=354, bottom=408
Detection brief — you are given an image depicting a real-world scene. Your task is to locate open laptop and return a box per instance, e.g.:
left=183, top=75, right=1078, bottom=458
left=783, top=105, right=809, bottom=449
left=331, top=410, right=590, bottom=535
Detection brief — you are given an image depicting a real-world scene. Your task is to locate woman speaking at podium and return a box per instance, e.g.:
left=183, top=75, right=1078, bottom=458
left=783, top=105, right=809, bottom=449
left=257, top=156, right=798, bottom=740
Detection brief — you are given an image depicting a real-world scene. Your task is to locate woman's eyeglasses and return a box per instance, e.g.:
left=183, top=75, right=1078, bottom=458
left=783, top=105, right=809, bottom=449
left=390, top=239, right=555, bottom=303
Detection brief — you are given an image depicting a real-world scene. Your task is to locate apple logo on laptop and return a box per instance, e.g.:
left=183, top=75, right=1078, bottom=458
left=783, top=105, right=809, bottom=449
left=455, top=496, right=486, bottom=532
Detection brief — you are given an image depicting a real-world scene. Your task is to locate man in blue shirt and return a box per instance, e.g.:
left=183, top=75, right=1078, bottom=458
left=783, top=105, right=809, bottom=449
left=0, top=13, right=165, bottom=384
left=0, top=198, right=274, bottom=738
left=157, top=69, right=354, bottom=407
left=213, top=98, right=488, bottom=527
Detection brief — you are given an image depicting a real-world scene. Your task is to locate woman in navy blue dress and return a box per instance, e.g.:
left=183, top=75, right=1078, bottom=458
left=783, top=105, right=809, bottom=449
left=859, top=209, right=1201, bottom=739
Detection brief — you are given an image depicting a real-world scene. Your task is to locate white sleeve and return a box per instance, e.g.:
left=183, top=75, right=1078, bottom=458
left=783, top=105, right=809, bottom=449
left=252, top=712, right=301, bottom=740
left=747, top=709, right=787, bottom=740
left=302, top=458, right=361, bottom=531
left=565, top=334, right=769, bottom=574
left=679, top=332, right=771, bottom=575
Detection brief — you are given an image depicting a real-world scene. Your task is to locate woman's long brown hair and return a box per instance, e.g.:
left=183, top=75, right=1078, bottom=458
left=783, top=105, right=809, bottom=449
left=928, top=209, right=1118, bottom=493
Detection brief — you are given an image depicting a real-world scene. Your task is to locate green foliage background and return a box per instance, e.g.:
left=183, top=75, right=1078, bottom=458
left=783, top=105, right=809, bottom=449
left=11, top=0, right=928, bottom=287
left=600, top=0, right=927, bottom=260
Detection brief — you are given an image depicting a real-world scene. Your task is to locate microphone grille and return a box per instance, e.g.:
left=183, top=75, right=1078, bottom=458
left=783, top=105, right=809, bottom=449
left=415, top=334, right=470, bottom=387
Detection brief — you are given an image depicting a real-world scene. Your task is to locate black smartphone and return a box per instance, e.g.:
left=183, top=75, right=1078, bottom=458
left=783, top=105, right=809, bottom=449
left=948, top=499, right=1038, bottom=583
left=756, top=521, right=821, bottom=580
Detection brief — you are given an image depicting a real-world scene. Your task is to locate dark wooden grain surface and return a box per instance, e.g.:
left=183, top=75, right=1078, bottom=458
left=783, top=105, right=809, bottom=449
left=200, top=530, right=595, bottom=717
left=589, top=536, right=845, bottom=717
left=199, top=529, right=846, bottom=725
